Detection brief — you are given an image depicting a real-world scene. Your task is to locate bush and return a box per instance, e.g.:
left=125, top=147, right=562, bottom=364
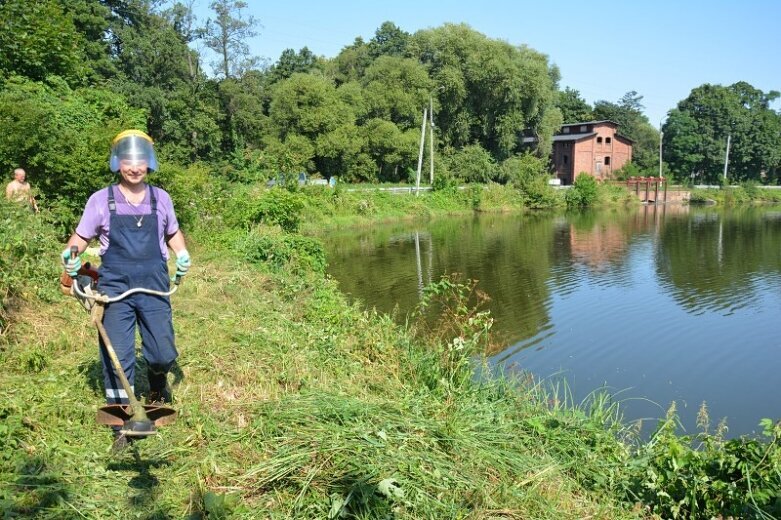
left=520, top=176, right=562, bottom=209
left=620, top=405, right=781, bottom=519
left=565, top=174, right=599, bottom=208
left=153, top=162, right=227, bottom=233
left=225, top=186, right=305, bottom=232
left=0, top=76, right=146, bottom=229
left=0, top=199, right=61, bottom=331
left=499, top=153, right=548, bottom=186
left=231, top=227, right=326, bottom=273
left=445, top=144, right=498, bottom=183
left=432, top=172, right=459, bottom=193
left=612, top=162, right=642, bottom=181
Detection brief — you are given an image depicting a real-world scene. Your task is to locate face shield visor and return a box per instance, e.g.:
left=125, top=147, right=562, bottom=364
left=109, top=131, right=158, bottom=172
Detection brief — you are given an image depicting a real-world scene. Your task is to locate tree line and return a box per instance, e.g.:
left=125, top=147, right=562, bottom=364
left=1, top=0, right=779, bottom=225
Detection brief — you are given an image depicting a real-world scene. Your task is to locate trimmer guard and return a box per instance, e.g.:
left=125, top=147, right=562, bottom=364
left=97, top=404, right=177, bottom=433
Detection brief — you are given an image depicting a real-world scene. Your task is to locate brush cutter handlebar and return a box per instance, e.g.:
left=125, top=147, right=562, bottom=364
left=68, top=245, right=180, bottom=303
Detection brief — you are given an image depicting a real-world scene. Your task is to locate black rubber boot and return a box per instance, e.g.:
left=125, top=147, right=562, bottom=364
left=147, top=368, right=172, bottom=405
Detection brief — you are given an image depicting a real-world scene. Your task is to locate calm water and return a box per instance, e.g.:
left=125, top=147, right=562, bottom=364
left=322, top=205, right=781, bottom=437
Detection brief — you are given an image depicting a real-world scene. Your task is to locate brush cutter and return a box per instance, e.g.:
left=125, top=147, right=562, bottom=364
left=64, top=246, right=178, bottom=438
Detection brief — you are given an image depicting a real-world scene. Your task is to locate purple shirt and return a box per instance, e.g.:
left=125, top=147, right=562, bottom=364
left=75, top=184, right=179, bottom=260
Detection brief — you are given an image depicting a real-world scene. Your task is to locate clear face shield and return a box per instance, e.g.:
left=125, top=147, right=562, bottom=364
left=109, top=133, right=158, bottom=172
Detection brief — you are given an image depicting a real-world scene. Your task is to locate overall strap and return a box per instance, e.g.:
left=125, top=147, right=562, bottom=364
left=107, top=184, right=117, bottom=213
left=148, top=185, right=158, bottom=213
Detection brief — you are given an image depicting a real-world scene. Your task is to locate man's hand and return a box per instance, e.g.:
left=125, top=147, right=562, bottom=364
left=61, top=248, right=81, bottom=277
left=175, top=250, right=191, bottom=278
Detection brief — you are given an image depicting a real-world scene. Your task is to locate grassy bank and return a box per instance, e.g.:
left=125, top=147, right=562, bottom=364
left=294, top=179, right=637, bottom=233
left=1, top=238, right=638, bottom=519
left=3, top=189, right=780, bottom=519
left=690, top=184, right=781, bottom=205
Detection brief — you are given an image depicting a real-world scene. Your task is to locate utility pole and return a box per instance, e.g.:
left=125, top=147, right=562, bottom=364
left=723, top=133, right=731, bottom=183
left=429, top=95, right=435, bottom=185
left=659, top=122, right=664, bottom=179
left=415, top=107, right=427, bottom=196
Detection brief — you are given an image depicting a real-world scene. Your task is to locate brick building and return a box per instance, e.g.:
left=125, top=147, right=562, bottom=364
left=526, top=120, right=633, bottom=185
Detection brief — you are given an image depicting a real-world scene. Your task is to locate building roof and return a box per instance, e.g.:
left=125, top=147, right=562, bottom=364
left=552, top=132, right=596, bottom=142
left=560, top=120, right=618, bottom=127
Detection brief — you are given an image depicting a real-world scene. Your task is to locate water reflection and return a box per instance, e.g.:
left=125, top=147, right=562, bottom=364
left=655, top=208, right=781, bottom=315
left=323, top=205, right=781, bottom=436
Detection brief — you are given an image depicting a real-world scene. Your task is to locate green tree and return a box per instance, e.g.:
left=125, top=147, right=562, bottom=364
left=0, top=0, right=89, bottom=84
left=361, top=56, right=432, bottom=129
left=368, top=21, right=410, bottom=59
left=360, top=118, right=419, bottom=182
left=202, top=0, right=259, bottom=79
left=663, top=82, right=781, bottom=183
left=329, top=37, right=373, bottom=85
left=411, top=24, right=560, bottom=161
left=267, top=47, right=320, bottom=84
left=593, top=91, right=659, bottom=172
left=269, top=73, right=353, bottom=139
left=108, top=2, right=222, bottom=161
left=556, top=87, right=594, bottom=124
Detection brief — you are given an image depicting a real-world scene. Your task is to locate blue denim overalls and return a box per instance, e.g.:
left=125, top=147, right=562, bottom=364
left=97, top=184, right=177, bottom=404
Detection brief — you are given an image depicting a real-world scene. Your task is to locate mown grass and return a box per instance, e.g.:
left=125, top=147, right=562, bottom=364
left=1, top=233, right=643, bottom=519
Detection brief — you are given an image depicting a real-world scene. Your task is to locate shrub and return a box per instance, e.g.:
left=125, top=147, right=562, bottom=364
left=565, top=174, right=599, bottom=208
left=0, top=76, right=146, bottom=229
left=411, top=275, right=494, bottom=388
left=466, top=184, right=483, bottom=210
left=231, top=227, right=326, bottom=273
left=620, top=405, right=781, bottom=519
left=0, top=199, right=61, bottom=331
left=445, top=144, right=498, bottom=183
left=613, top=161, right=642, bottom=181
left=153, top=162, right=226, bottom=233
left=499, top=153, right=549, bottom=186
left=225, top=186, right=305, bottom=232
left=432, top=172, right=459, bottom=193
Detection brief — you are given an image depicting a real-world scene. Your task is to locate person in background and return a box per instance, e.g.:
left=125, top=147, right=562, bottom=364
left=61, top=130, right=191, bottom=451
left=5, top=168, right=38, bottom=212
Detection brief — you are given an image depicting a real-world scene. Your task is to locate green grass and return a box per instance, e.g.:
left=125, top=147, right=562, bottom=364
left=0, top=238, right=642, bottom=519
left=3, top=186, right=781, bottom=519
left=690, top=184, right=781, bottom=205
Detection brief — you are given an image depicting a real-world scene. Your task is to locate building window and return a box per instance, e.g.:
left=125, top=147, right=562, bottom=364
left=563, top=155, right=568, bottom=164
left=596, top=161, right=602, bottom=173
left=597, top=137, right=603, bottom=144
left=605, top=156, right=611, bottom=166
left=580, top=125, right=587, bottom=132
left=563, top=127, right=570, bottom=133
left=605, top=137, right=612, bottom=144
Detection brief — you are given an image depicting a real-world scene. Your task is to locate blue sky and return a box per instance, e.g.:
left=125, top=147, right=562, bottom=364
left=192, top=1, right=781, bottom=126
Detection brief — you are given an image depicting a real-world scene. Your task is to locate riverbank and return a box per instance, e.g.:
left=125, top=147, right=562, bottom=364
left=1, top=238, right=639, bottom=518
left=690, top=184, right=781, bottom=205
left=2, top=192, right=780, bottom=519
left=297, top=180, right=640, bottom=234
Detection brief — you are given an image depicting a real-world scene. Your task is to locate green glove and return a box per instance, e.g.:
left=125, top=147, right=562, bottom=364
left=175, top=250, right=191, bottom=278
left=61, top=248, right=81, bottom=277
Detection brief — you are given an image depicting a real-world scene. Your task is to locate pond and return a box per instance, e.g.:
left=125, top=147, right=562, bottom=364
left=322, top=205, right=781, bottom=437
